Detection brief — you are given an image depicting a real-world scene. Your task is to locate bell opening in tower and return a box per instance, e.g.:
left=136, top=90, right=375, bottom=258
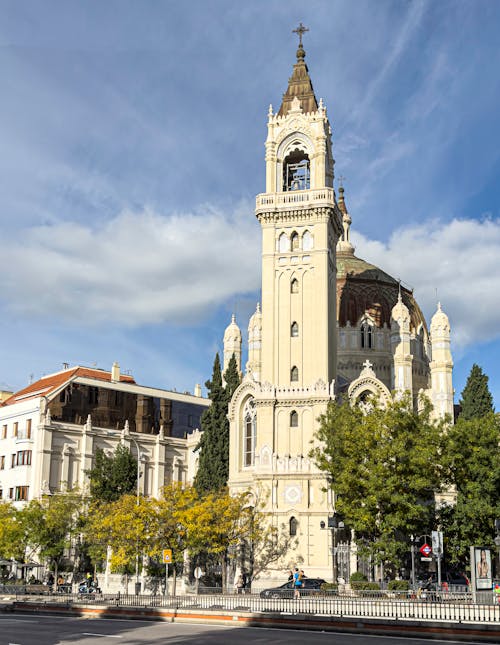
left=283, top=148, right=310, bottom=191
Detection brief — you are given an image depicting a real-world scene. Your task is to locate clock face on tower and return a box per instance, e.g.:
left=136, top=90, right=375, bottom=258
left=284, top=485, right=302, bottom=505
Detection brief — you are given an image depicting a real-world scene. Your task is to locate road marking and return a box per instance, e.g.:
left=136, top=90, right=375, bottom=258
left=82, top=634, right=122, bottom=638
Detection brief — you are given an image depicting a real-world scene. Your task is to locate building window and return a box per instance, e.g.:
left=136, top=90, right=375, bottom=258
left=361, top=322, right=373, bottom=349
left=11, top=454, right=16, bottom=468
left=26, top=419, right=32, bottom=439
left=2, top=425, right=6, bottom=439
left=0, top=455, right=4, bottom=470
left=89, top=387, right=99, bottom=404
left=16, top=450, right=32, bottom=466
left=291, top=231, right=300, bottom=250
left=0, top=489, right=3, bottom=499
left=291, top=366, right=299, bottom=382
left=302, top=230, right=313, bottom=250
left=289, top=516, right=298, bottom=537
left=9, top=488, right=13, bottom=499
left=243, top=399, right=256, bottom=467
left=290, top=411, right=298, bottom=427
left=291, top=278, right=299, bottom=294
left=291, top=322, right=299, bottom=337
left=279, top=232, right=289, bottom=252
left=13, top=422, right=18, bottom=438
left=15, top=486, right=29, bottom=501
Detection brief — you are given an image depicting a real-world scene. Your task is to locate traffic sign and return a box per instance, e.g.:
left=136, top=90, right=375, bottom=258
left=162, top=549, right=172, bottom=564
left=419, top=543, right=432, bottom=557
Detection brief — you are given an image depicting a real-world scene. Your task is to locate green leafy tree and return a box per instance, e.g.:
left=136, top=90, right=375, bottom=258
left=311, top=394, right=446, bottom=570
left=87, top=443, right=137, bottom=502
left=19, top=492, right=84, bottom=582
left=439, top=412, right=500, bottom=568
left=0, top=501, right=27, bottom=562
left=459, top=363, right=494, bottom=420
left=194, top=352, right=240, bottom=493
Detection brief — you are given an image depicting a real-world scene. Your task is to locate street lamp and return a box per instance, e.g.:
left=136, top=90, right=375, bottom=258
left=320, top=514, right=344, bottom=584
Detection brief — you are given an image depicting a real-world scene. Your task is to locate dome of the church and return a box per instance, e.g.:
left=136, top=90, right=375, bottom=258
left=336, top=250, right=428, bottom=334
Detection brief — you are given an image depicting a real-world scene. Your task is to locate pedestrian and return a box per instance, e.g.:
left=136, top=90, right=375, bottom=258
left=236, top=574, right=244, bottom=595
left=293, top=567, right=302, bottom=599
left=288, top=570, right=294, bottom=582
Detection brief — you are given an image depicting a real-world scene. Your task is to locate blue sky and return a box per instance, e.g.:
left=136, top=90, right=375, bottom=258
left=1, top=0, right=500, bottom=407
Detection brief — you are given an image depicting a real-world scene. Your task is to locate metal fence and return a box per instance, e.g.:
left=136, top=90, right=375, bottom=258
left=7, top=589, right=500, bottom=623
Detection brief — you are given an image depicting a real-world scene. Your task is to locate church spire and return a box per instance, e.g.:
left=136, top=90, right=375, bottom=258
left=278, top=23, right=319, bottom=117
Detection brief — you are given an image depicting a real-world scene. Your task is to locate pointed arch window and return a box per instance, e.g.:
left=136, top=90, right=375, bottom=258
left=289, top=516, right=298, bottom=537
left=291, top=231, right=300, bottom=251
left=291, top=278, right=299, bottom=294
left=290, top=410, right=298, bottom=427
left=279, top=232, right=289, bottom=252
left=291, top=366, right=299, bottom=382
left=283, top=148, right=310, bottom=191
left=302, top=230, right=313, bottom=251
left=361, top=321, right=373, bottom=349
left=243, top=398, right=256, bottom=467
left=291, top=322, right=299, bottom=337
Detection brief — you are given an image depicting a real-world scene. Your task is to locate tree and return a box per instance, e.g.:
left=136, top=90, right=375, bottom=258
left=311, top=394, right=447, bottom=570
left=0, top=501, right=27, bottom=562
left=439, top=412, right=500, bottom=568
left=459, top=363, right=494, bottom=420
left=194, top=352, right=240, bottom=493
left=87, top=443, right=137, bottom=502
left=19, top=492, right=84, bottom=583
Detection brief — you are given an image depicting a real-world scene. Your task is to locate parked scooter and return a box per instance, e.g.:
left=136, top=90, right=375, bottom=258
left=78, top=580, right=101, bottom=594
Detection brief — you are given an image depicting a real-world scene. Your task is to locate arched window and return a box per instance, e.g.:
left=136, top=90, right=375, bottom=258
left=243, top=399, right=256, bottom=467
left=361, top=322, right=373, bottom=349
left=290, top=410, right=298, bottom=427
left=291, top=366, right=299, bottom=382
left=279, top=232, right=289, bottom=252
left=302, top=230, right=313, bottom=250
left=291, top=322, right=299, bottom=337
left=291, top=231, right=300, bottom=251
left=291, top=278, right=299, bottom=294
left=289, top=516, right=298, bottom=537
left=283, top=148, right=310, bottom=191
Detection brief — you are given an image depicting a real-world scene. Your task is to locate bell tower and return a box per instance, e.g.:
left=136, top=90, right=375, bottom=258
left=257, top=27, right=342, bottom=389
left=228, top=26, right=344, bottom=581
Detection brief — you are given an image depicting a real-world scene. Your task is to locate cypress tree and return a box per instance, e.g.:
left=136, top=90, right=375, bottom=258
left=194, top=352, right=241, bottom=494
left=459, top=363, right=494, bottom=420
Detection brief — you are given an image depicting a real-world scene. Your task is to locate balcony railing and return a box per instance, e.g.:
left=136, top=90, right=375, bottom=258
left=256, top=187, right=335, bottom=211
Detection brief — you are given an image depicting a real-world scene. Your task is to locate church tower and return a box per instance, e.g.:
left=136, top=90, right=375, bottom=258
left=228, top=26, right=343, bottom=581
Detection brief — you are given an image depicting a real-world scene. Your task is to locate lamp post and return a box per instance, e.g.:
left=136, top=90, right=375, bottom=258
left=127, top=433, right=142, bottom=594
left=320, top=514, right=344, bottom=584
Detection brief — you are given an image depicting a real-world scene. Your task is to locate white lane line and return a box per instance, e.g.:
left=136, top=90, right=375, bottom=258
left=82, top=634, right=122, bottom=638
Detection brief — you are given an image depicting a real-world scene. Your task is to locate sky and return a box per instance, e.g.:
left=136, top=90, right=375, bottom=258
left=1, top=0, right=500, bottom=406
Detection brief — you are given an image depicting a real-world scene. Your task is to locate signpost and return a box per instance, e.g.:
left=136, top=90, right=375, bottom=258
left=432, top=530, right=443, bottom=589
left=194, top=566, right=203, bottom=595
left=162, top=549, right=172, bottom=595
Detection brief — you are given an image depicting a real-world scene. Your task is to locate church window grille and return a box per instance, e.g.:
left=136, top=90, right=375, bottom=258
left=291, top=278, right=299, bottom=294
left=283, top=149, right=310, bottom=191
left=290, top=411, right=298, bottom=427
left=291, top=232, right=300, bottom=250
left=289, top=516, right=298, bottom=537
left=243, top=399, right=256, bottom=467
left=291, top=366, right=299, bottom=382
left=361, top=322, right=373, bottom=349
left=291, top=322, right=299, bottom=337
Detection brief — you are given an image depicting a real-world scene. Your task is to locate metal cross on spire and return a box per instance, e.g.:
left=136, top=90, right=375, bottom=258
left=292, top=22, right=309, bottom=46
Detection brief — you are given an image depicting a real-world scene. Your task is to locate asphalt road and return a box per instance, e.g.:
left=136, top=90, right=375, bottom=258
left=0, top=615, right=489, bottom=645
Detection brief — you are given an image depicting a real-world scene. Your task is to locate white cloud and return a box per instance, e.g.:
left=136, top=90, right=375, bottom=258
left=351, top=217, right=500, bottom=349
left=0, top=202, right=261, bottom=325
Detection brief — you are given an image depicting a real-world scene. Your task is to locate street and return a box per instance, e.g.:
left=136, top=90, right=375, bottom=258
left=0, top=615, right=490, bottom=645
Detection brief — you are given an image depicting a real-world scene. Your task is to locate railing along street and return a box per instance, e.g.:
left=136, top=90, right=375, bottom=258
left=5, top=588, right=500, bottom=624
